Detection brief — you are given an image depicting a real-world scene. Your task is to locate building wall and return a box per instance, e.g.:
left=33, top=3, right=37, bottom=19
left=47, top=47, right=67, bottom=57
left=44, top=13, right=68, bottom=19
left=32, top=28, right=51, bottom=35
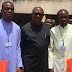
left=0, top=0, right=72, bottom=14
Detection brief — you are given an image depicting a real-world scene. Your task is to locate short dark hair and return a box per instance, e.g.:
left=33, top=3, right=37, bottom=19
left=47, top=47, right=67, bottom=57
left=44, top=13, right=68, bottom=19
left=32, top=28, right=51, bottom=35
left=2, top=1, right=13, bottom=9
left=32, top=7, right=44, bottom=14
left=57, top=9, right=69, bottom=17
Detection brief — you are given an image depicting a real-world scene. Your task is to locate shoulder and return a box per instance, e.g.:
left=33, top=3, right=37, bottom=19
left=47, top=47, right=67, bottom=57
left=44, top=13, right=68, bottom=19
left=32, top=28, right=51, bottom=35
left=12, top=21, right=20, bottom=31
left=42, top=22, right=50, bottom=34
left=68, top=24, right=72, bottom=28
left=50, top=25, right=59, bottom=35
left=12, top=21, right=20, bottom=29
left=42, top=22, right=50, bottom=28
left=21, top=21, right=31, bottom=31
left=51, top=25, right=59, bottom=31
left=0, top=19, right=2, bottom=25
left=0, top=19, right=3, bottom=28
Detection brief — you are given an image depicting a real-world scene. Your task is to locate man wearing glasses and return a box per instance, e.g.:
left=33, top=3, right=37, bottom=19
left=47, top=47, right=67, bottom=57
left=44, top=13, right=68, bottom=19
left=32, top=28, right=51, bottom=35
left=21, top=7, right=50, bottom=72
left=0, top=1, right=23, bottom=72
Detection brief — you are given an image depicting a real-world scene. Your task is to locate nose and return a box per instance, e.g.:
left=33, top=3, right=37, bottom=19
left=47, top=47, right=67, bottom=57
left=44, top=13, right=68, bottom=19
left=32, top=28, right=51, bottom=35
left=37, top=15, right=40, bottom=17
left=8, top=9, right=12, bottom=12
left=62, top=17, right=66, bottom=20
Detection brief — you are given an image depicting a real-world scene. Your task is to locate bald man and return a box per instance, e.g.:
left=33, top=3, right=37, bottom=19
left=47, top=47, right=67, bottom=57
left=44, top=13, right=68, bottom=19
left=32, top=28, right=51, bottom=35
left=21, top=7, right=50, bottom=72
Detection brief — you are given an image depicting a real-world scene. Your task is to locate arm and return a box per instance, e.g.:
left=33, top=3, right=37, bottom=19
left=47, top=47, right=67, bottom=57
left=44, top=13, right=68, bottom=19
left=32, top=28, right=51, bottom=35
left=48, top=31, right=54, bottom=71
left=20, top=27, right=26, bottom=71
left=20, top=27, right=25, bottom=65
left=16, top=28, right=23, bottom=71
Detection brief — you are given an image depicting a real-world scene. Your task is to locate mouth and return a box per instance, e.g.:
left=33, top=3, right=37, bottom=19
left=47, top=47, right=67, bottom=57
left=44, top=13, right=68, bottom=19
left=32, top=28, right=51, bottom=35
left=36, top=18, right=41, bottom=20
left=7, top=14, right=13, bottom=16
left=62, top=21, right=67, bottom=23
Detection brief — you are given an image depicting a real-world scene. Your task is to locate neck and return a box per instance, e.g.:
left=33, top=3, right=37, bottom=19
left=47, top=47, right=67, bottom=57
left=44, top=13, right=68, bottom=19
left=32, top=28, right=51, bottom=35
left=3, top=18, right=12, bottom=23
left=61, top=25, right=65, bottom=28
left=32, top=21, right=41, bottom=26
left=60, top=24, right=67, bottom=28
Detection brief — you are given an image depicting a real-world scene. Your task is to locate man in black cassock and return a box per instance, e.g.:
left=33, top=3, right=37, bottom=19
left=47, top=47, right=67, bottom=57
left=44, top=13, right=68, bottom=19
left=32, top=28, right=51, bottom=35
left=21, top=7, right=50, bottom=72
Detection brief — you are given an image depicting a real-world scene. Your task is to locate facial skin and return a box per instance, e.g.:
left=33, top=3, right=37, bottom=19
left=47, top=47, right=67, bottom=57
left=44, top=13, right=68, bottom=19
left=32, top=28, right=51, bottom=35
left=45, top=19, right=53, bottom=28
left=32, top=7, right=44, bottom=26
left=69, top=19, right=72, bottom=24
left=1, top=2, right=14, bottom=23
left=57, top=10, right=69, bottom=28
left=52, top=19, right=57, bottom=26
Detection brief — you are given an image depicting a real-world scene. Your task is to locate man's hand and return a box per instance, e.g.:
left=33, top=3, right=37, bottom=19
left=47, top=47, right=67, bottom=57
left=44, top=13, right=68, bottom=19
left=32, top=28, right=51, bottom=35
left=50, top=69, right=54, bottom=72
left=16, top=68, right=21, bottom=72
left=20, top=66, right=24, bottom=72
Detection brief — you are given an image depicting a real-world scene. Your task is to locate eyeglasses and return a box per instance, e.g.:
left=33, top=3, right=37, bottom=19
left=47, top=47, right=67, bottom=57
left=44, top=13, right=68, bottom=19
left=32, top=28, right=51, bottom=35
left=3, top=8, right=14, bottom=11
left=33, top=13, right=44, bottom=16
left=46, top=22, right=53, bottom=24
left=59, top=16, right=69, bottom=19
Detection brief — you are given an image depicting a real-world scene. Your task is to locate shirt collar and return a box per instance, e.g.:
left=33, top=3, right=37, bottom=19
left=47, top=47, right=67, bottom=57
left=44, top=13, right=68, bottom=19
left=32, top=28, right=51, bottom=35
left=59, top=24, right=68, bottom=29
left=1, top=18, right=12, bottom=25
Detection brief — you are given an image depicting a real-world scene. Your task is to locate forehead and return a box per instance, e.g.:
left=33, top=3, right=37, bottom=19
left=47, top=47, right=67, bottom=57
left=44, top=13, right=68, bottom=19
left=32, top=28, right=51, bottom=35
left=58, top=11, right=69, bottom=16
left=46, top=19, right=52, bottom=22
left=3, top=2, right=14, bottom=8
left=33, top=8, right=44, bottom=13
left=69, top=19, right=72, bottom=21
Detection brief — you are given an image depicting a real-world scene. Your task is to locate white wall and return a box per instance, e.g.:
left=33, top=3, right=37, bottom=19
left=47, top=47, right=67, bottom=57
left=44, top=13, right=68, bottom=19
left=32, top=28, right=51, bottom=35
left=0, top=0, right=72, bottom=15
